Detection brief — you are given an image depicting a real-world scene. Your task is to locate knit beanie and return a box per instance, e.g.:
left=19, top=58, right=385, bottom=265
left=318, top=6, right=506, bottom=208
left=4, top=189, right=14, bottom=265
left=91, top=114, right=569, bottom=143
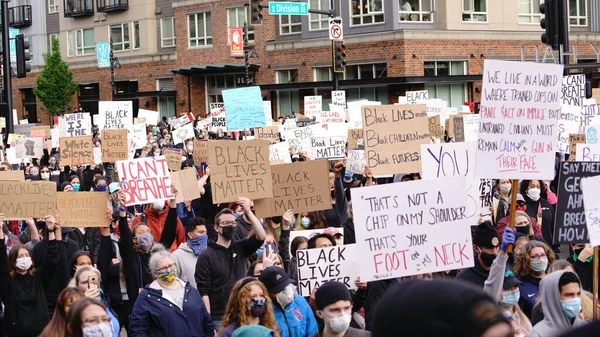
left=315, top=281, right=352, bottom=310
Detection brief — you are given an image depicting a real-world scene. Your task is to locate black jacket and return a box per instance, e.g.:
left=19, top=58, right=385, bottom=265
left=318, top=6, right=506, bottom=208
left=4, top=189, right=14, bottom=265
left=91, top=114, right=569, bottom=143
left=567, top=255, right=595, bottom=292
left=343, top=218, right=356, bottom=245
left=30, top=237, right=70, bottom=317
left=194, top=236, right=262, bottom=320
left=456, top=254, right=489, bottom=288
left=523, top=197, right=555, bottom=245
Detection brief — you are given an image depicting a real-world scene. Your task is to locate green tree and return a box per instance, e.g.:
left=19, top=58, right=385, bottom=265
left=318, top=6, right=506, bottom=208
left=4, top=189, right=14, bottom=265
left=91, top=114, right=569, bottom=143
left=33, top=37, right=78, bottom=123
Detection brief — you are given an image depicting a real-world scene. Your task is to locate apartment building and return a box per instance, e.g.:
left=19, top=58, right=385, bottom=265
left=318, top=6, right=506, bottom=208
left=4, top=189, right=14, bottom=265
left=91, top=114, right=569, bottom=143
left=8, top=0, right=600, bottom=122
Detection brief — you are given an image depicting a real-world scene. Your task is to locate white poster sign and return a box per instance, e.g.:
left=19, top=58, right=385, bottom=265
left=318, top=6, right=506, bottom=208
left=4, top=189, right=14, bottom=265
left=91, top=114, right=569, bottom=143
left=14, top=138, right=44, bottom=159
left=406, top=90, right=428, bottom=104
left=210, top=103, right=227, bottom=132
left=581, top=174, right=600, bottom=247
left=462, top=114, right=480, bottom=142
left=129, top=124, right=147, bottom=149
left=296, top=244, right=358, bottom=296
left=346, top=150, right=365, bottom=174
left=269, top=141, right=292, bottom=164
left=138, top=109, right=159, bottom=126
left=98, top=101, right=133, bottom=130
left=263, top=101, right=273, bottom=126
left=172, top=123, right=195, bottom=145
left=63, top=112, right=92, bottom=137
left=304, top=96, right=322, bottom=120
left=332, top=91, right=346, bottom=107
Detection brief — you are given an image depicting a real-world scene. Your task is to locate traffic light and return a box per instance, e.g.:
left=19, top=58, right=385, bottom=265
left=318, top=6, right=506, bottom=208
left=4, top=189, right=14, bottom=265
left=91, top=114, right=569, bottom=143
left=540, top=0, right=558, bottom=49
left=15, top=34, right=31, bottom=78
left=332, top=40, right=346, bottom=73
left=249, top=0, right=263, bottom=26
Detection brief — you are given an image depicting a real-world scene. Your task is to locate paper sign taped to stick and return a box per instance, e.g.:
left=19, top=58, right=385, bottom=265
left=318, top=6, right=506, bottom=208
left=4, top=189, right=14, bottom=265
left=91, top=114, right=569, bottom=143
left=222, top=86, right=266, bottom=131
left=209, top=140, right=273, bottom=203
left=351, top=176, right=473, bottom=282
left=57, top=192, right=109, bottom=227
left=581, top=173, right=600, bottom=247
left=362, top=104, right=430, bottom=175
left=193, top=139, right=208, bottom=164
left=116, top=156, right=173, bottom=206
left=14, top=138, right=44, bottom=159
left=0, top=170, right=24, bottom=181
left=164, top=148, right=183, bottom=172
left=101, top=130, right=128, bottom=162
left=296, top=244, right=358, bottom=296
left=0, top=181, right=57, bottom=219
left=569, top=134, right=586, bottom=161
left=60, top=136, right=93, bottom=166
left=138, top=109, right=159, bottom=125
left=346, top=150, right=366, bottom=174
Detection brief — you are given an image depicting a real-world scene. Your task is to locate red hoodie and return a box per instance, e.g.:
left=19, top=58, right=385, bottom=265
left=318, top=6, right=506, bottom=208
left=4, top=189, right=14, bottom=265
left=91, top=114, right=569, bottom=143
left=130, top=204, right=186, bottom=252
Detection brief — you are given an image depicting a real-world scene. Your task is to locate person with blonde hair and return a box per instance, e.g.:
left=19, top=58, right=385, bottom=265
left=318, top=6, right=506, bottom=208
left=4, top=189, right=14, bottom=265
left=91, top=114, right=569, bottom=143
left=514, top=240, right=556, bottom=317
left=219, top=278, right=281, bottom=337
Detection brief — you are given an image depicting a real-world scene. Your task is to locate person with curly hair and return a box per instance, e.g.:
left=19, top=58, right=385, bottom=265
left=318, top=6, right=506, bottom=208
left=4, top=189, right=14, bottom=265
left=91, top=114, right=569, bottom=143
left=219, top=278, right=281, bottom=337
left=514, top=240, right=555, bottom=317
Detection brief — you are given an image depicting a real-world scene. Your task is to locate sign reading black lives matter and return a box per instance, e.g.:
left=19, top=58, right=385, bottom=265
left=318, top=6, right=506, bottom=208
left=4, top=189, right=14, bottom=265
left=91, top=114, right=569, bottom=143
left=296, top=244, right=358, bottom=296
left=553, top=161, right=600, bottom=244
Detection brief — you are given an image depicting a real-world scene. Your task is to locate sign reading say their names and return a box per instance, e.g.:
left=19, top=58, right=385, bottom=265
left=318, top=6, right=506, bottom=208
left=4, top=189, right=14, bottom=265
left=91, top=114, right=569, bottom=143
left=98, top=101, right=133, bottom=130
left=222, top=86, right=266, bottom=131
left=475, top=60, right=563, bottom=180
left=60, top=136, right=93, bottom=166
left=350, top=176, right=473, bottom=282
left=116, top=156, right=173, bottom=206
left=254, top=160, right=329, bottom=218
left=296, top=244, right=358, bottom=296
left=209, top=139, right=273, bottom=203
left=57, top=192, right=109, bottom=227
left=101, top=129, right=128, bottom=162
left=0, top=181, right=57, bottom=220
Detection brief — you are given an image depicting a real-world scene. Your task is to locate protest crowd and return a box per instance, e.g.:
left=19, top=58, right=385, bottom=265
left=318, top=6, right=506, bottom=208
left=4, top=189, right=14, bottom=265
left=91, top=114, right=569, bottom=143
left=1, top=60, right=600, bottom=337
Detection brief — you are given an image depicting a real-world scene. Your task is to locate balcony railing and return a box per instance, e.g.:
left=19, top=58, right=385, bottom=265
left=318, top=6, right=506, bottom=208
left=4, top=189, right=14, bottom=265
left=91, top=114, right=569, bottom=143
left=97, top=0, right=128, bottom=12
left=8, top=5, right=32, bottom=27
left=64, top=0, right=94, bottom=17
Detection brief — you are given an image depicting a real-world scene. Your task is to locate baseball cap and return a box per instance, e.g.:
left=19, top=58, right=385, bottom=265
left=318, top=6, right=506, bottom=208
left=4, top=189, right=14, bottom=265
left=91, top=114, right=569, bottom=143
left=323, top=227, right=343, bottom=237
left=258, top=267, right=292, bottom=294
left=109, top=182, right=121, bottom=194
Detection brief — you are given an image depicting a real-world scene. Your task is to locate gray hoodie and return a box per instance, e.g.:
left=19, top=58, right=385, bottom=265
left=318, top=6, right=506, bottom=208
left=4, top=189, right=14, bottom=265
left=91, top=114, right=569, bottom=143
left=527, top=271, right=587, bottom=337
left=171, top=242, right=199, bottom=289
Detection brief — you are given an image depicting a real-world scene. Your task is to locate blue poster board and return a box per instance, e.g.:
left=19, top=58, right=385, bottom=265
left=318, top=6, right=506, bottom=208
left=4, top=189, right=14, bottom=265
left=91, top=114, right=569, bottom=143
left=222, top=86, right=266, bottom=131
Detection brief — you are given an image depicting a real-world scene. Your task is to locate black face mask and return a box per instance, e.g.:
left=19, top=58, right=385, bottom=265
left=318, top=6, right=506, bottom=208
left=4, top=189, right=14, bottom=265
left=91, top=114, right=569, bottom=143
left=330, top=190, right=335, bottom=199
left=220, top=226, right=235, bottom=241
left=515, top=225, right=530, bottom=235
left=479, top=251, right=497, bottom=267
left=271, top=216, right=283, bottom=224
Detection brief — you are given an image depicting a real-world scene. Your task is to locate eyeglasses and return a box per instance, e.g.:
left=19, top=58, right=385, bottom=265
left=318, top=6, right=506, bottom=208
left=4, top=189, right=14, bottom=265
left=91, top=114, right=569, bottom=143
left=218, top=221, right=237, bottom=226
left=83, top=316, right=112, bottom=324
left=530, top=253, right=547, bottom=260
left=156, top=263, right=175, bottom=272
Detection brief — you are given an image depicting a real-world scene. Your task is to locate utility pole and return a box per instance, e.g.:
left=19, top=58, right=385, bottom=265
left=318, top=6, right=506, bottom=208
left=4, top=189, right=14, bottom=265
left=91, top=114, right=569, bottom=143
left=244, top=22, right=250, bottom=86
left=2, top=0, right=13, bottom=134
left=109, top=37, right=116, bottom=96
left=309, top=1, right=338, bottom=90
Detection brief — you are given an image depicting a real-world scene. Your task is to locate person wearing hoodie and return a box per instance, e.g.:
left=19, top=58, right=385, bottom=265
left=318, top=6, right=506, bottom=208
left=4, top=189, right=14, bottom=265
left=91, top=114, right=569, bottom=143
left=527, top=271, right=587, bottom=337
left=519, top=180, right=555, bottom=251
left=130, top=200, right=186, bottom=252
left=195, top=198, right=267, bottom=331
left=172, top=217, right=208, bottom=289
left=456, top=221, right=501, bottom=288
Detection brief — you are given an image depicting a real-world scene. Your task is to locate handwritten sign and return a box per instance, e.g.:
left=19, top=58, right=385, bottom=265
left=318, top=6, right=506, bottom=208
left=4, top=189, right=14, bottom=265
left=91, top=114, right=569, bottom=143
left=476, top=60, right=563, bottom=179
left=98, top=101, right=133, bottom=130
left=553, top=162, right=600, bottom=244
left=193, top=139, right=208, bottom=164
left=210, top=103, right=227, bottom=131
left=569, top=134, right=586, bottom=160
left=63, top=112, right=92, bottom=137
left=576, top=143, right=600, bottom=161
left=222, top=86, right=266, bottom=131
left=60, top=136, right=93, bottom=166
left=57, top=192, right=108, bottom=227
left=255, top=126, right=280, bottom=143
left=14, top=138, right=43, bottom=159
left=138, top=109, right=159, bottom=125
left=562, top=74, right=585, bottom=107
left=209, top=140, right=273, bottom=203
left=350, top=176, right=473, bottom=282
left=30, top=125, right=51, bottom=139
left=322, top=105, right=345, bottom=124
left=304, top=96, right=322, bottom=120
left=101, top=130, right=128, bottom=162
left=51, top=128, right=60, bottom=148
left=362, top=104, right=430, bottom=175
left=312, top=136, right=346, bottom=159
left=406, top=90, right=428, bottom=104
left=428, top=115, right=443, bottom=138
left=284, top=124, right=321, bottom=156
left=346, top=150, right=365, bottom=174
left=134, top=118, right=146, bottom=125
left=0, top=181, right=57, bottom=220
left=254, top=160, right=329, bottom=218
left=0, top=170, right=24, bottom=181
left=116, top=156, right=173, bottom=206
left=581, top=173, right=600, bottom=247
left=453, top=117, right=465, bottom=142
left=164, top=148, right=182, bottom=172
left=348, top=128, right=363, bottom=149
left=263, top=101, right=273, bottom=126
left=421, top=142, right=493, bottom=225
left=332, top=91, right=346, bottom=107
left=296, top=244, right=358, bottom=296
left=463, top=114, right=479, bottom=142
left=269, top=141, right=292, bottom=164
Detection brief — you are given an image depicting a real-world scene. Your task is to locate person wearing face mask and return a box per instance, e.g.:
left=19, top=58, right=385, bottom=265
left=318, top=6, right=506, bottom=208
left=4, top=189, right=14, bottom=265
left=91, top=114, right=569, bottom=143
left=493, top=179, right=512, bottom=224
left=171, top=217, right=208, bottom=289
left=497, top=271, right=531, bottom=337
left=566, top=244, right=596, bottom=292
left=27, top=165, right=41, bottom=180
left=195, top=198, right=267, bottom=331
left=296, top=212, right=326, bottom=230
left=65, top=297, right=114, bottom=337
left=0, top=214, right=67, bottom=337
left=129, top=197, right=186, bottom=253
left=312, top=282, right=370, bottom=337
left=519, top=180, right=556, bottom=250
left=129, top=249, right=213, bottom=337
left=495, top=209, right=544, bottom=241
left=456, top=221, right=501, bottom=288
left=527, top=271, right=587, bottom=337
left=514, top=240, right=555, bottom=318
left=233, top=199, right=269, bottom=242
left=259, top=267, right=318, bottom=337
left=219, top=278, right=281, bottom=337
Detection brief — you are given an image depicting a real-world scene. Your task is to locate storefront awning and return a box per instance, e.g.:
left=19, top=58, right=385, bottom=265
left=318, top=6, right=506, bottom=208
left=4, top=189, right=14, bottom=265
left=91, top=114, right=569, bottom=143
left=171, top=64, right=260, bottom=76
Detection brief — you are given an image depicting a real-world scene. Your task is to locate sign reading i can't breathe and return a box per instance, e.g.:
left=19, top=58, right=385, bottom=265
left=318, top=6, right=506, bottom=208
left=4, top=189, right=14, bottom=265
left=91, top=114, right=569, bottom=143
left=116, top=156, right=174, bottom=206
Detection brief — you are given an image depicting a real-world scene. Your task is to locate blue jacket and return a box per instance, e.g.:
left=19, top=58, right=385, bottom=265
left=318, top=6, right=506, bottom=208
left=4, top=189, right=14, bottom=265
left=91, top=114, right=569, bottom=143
left=129, top=280, right=213, bottom=337
left=518, top=274, right=542, bottom=318
left=273, top=294, right=318, bottom=337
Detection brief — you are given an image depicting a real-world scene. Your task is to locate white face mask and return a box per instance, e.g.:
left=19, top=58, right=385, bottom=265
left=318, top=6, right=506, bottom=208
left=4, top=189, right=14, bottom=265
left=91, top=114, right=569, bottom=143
left=82, top=323, right=113, bottom=337
left=324, top=312, right=351, bottom=334
left=16, top=257, right=32, bottom=271
left=41, top=173, right=50, bottom=180
left=499, top=183, right=511, bottom=194
left=527, top=188, right=541, bottom=201
left=152, top=200, right=165, bottom=211
left=187, top=145, right=194, bottom=152
left=276, top=285, right=295, bottom=307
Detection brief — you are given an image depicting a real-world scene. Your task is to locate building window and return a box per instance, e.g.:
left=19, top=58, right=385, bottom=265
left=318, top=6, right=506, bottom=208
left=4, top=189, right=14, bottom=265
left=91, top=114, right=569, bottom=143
left=309, top=0, right=341, bottom=30
left=278, top=91, right=300, bottom=116
left=49, top=34, right=58, bottom=52
left=518, top=0, right=541, bottom=23
left=227, top=7, right=253, bottom=42
left=161, top=17, right=176, bottom=47
left=22, top=89, right=37, bottom=123
left=48, top=0, right=59, bottom=13
left=67, top=31, right=74, bottom=56
left=280, top=15, right=302, bottom=34
left=188, top=12, right=212, bottom=47
left=313, top=63, right=387, bottom=81
left=78, top=83, right=100, bottom=116
left=569, top=0, right=587, bottom=26
left=399, top=0, right=433, bottom=22
left=424, top=61, right=467, bottom=108
left=76, top=28, right=95, bottom=56
left=276, top=69, right=298, bottom=83
left=350, top=0, right=384, bottom=26
left=462, top=0, right=487, bottom=22
left=110, top=23, right=130, bottom=51
left=133, top=21, right=140, bottom=49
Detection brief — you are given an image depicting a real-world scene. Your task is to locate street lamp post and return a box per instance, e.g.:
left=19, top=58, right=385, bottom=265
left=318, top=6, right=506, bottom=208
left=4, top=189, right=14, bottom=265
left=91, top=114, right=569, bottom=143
left=2, top=0, right=14, bottom=133
left=110, top=38, right=115, bottom=96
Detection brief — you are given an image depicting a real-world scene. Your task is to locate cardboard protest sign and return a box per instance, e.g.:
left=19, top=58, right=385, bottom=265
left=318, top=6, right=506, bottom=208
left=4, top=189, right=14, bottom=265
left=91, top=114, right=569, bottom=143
left=210, top=103, right=227, bottom=131
left=475, top=60, right=563, bottom=180
left=98, top=101, right=133, bottom=130
left=304, top=96, right=322, bottom=120
left=134, top=118, right=146, bottom=125
left=222, top=86, right=266, bottom=131
left=57, top=192, right=108, bottom=227
left=14, top=138, right=44, bottom=159
left=255, top=126, right=280, bottom=143
left=421, top=142, right=493, bottom=225
left=553, top=162, right=600, bottom=244
left=428, top=115, right=443, bottom=138
left=424, top=100, right=449, bottom=126
left=14, top=123, right=38, bottom=136
left=138, top=109, right=159, bottom=125
left=164, top=148, right=183, bottom=172
left=0, top=170, right=24, bottom=181
left=296, top=244, right=358, bottom=296
left=116, top=156, right=174, bottom=206
left=59, top=136, right=93, bottom=166
left=362, top=104, right=430, bottom=175
left=193, top=139, right=208, bottom=164
left=101, top=130, right=128, bottom=162
left=254, top=160, right=330, bottom=218
left=406, top=90, right=428, bottom=104
left=269, top=141, right=292, bottom=164
left=30, top=126, right=51, bottom=139
left=351, top=176, right=473, bottom=282
left=170, top=168, right=201, bottom=204
left=346, top=150, right=365, bottom=174
left=453, top=117, right=465, bottom=142
left=581, top=173, right=600, bottom=247
left=0, top=181, right=57, bottom=219
left=347, top=128, right=363, bottom=150
left=63, top=112, right=92, bottom=137
left=569, top=134, right=586, bottom=161
left=172, top=123, right=195, bottom=145
left=209, top=140, right=273, bottom=203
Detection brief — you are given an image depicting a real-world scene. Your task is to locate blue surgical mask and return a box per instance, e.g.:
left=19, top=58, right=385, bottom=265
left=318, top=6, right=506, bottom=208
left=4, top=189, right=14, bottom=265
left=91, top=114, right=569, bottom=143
left=188, top=234, right=208, bottom=256
left=344, top=172, right=353, bottom=179
left=561, top=298, right=582, bottom=319
left=72, top=183, right=80, bottom=192
left=501, top=289, right=520, bottom=307
left=301, top=217, right=310, bottom=228
left=97, top=185, right=107, bottom=192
